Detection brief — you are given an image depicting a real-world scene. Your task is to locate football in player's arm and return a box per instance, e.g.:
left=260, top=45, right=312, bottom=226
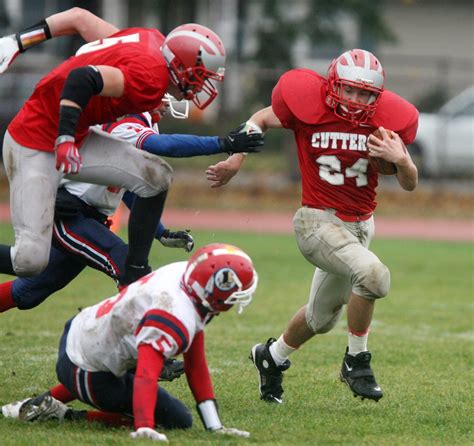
left=209, top=50, right=418, bottom=404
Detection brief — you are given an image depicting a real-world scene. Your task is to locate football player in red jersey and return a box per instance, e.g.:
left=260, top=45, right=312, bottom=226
left=209, top=49, right=418, bottom=403
left=0, top=8, right=226, bottom=287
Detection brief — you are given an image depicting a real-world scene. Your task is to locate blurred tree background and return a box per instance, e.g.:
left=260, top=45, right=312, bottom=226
left=159, top=0, right=396, bottom=150
left=0, top=0, right=472, bottom=203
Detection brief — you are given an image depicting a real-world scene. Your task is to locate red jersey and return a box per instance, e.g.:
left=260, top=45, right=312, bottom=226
left=272, top=69, right=418, bottom=217
left=8, top=28, right=169, bottom=152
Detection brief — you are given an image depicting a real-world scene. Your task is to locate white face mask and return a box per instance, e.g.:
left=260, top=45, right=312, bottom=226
left=162, top=93, right=189, bottom=119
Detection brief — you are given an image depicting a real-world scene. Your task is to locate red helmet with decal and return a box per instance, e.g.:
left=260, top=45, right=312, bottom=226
left=182, top=243, right=258, bottom=314
left=161, top=23, right=226, bottom=110
left=326, top=49, right=385, bottom=124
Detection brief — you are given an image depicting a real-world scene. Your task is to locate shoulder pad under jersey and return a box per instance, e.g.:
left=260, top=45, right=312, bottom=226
left=372, top=90, right=419, bottom=144
left=272, top=69, right=327, bottom=125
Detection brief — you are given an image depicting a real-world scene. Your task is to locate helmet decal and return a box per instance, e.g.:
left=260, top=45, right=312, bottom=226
left=214, top=268, right=241, bottom=292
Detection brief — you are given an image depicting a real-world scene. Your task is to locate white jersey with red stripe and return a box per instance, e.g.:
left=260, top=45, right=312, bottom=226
left=66, top=261, right=205, bottom=376
left=59, top=113, right=156, bottom=216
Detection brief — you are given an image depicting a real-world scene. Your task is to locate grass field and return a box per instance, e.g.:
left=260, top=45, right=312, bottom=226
left=0, top=226, right=472, bottom=445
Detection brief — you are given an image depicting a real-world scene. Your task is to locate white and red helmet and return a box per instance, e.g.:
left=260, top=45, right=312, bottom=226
left=326, top=49, right=385, bottom=124
left=182, top=243, right=258, bottom=314
left=161, top=23, right=226, bottom=110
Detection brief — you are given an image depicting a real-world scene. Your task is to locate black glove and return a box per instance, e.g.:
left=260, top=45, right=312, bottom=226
left=219, top=123, right=264, bottom=154
left=159, top=358, right=185, bottom=382
left=159, top=229, right=194, bottom=252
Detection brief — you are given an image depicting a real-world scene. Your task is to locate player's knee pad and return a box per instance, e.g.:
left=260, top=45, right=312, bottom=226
left=354, top=261, right=391, bottom=299
left=137, top=155, right=173, bottom=197
left=306, top=306, right=343, bottom=334
left=13, top=244, right=50, bottom=277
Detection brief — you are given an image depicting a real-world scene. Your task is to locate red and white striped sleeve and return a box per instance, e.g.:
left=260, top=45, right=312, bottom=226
left=103, top=116, right=155, bottom=149
left=135, top=309, right=190, bottom=358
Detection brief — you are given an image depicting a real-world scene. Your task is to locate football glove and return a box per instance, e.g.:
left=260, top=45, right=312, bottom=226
left=55, top=136, right=82, bottom=174
left=130, top=427, right=168, bottom=442
left=219, top=123, right=264, bottom=154
left=159, top=359, right=184, bottom=382
left=159, top=229, right=194, bottom=253
left=0, top=35, right=20, bottom=74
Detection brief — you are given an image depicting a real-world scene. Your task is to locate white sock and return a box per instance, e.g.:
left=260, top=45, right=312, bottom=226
left=269, top=335, right=297, bottom=366
left=348, top=330, right=369, bottom=356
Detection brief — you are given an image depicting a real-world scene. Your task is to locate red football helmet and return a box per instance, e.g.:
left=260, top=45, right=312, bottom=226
left=182, top=243, right=258, bottom=314
left=161, top=23, right=226, bottom=110
left=326, top=49, right=385, bottom=124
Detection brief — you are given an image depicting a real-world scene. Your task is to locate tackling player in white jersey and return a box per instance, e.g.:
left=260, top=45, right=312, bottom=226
left=8, top=243, right=258, bottom=442
left=0, top=97, right=262, bottom=314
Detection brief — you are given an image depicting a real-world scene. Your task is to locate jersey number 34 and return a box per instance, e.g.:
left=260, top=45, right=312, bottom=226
left=316, top=155, right=369, bottom=187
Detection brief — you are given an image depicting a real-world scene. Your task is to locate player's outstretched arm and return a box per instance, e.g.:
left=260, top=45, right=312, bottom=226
left=206, top=154, right=247, bottom=188
left=206, top=108, right=279, bottom=188
left=0, top=8, right=119, bottom=74
left=248, top=105, right=283, bottom=132
left=141, top=124, right=264, bottom=158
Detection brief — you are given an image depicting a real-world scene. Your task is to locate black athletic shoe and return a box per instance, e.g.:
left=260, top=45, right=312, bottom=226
left=249, top=338, right=291, bottom=404
left=340, top=348, right=383, bottom=402
left=159, top=358, right=184, bottom=382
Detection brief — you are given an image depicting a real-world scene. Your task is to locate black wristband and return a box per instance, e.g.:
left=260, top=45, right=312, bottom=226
left=61, top=66, right=104, bottom=110
left=16, top=19, right=52, bottom=52
left=57, top=105, right=82, bottom=139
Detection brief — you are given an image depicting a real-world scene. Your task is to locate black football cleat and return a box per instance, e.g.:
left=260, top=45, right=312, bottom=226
left=249, top=338, right=291, bottom=404
left=340, top=348, right=383, bottom=402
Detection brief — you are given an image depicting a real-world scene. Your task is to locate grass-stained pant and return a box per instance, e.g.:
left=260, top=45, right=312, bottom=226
left=56, top=318, right=192, bottom=429
left=293, top=207, right=390, bottom=334
left=3, top=128, right=172, bottom=276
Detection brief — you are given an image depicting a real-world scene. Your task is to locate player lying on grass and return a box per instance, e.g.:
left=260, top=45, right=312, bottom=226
left=208, top=49, right=418, bottom=404
left=3, top=244, right=258, bottom=442
left=0, top=95, right=262, bottom=314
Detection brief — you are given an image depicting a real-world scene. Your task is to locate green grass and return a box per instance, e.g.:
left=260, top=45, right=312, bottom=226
left=0, top=226, right=472, bottom=445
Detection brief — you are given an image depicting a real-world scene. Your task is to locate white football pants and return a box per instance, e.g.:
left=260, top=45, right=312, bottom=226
left=293, top=207, right=390, bottom=334
left=2, top=128, right=172, bottom=276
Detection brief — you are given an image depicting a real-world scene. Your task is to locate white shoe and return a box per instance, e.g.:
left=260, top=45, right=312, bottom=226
left=19, top=395, right=69, bottom=422
left=2, top=398, right=31, bottom=418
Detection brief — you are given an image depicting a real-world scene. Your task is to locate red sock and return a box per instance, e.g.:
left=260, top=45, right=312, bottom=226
left=49, top=383, right=75, bottom=403
left=0, top=281, right=15, bottom=313
left=86, top=411, right=133, bottom=427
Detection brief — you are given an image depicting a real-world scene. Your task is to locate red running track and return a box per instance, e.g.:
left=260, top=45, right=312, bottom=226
left=0, top=204, right=471, bottom=242
left=162, top=208, right=472, bottom=242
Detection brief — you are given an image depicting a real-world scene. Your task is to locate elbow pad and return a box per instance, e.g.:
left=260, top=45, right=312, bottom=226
left=60, top=65, right=104, bottom=110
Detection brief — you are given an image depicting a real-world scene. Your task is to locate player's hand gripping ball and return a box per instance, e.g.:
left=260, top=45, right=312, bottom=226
left=368, top=128, right=398, bottom=175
